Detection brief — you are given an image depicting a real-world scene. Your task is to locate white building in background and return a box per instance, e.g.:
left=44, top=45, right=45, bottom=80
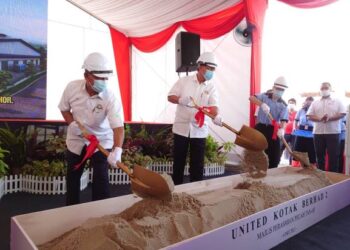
left=0, top=34, right=41, bottom=72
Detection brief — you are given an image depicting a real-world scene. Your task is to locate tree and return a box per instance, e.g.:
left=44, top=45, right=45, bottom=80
left=0, top=71, right=13, bottom=89
left=39, top=46, right=47, bottom=71
left=25, top=61, right=36, bottom=77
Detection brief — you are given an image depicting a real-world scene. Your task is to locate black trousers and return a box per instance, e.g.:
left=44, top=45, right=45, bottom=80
left=294, top=136, right=316, bottom=164
left=172, top=133, right=206, bottom=185
left=255, top=123, right=281, bottom=168
left=66, top=146, right=110, bottom=205
left=313, top=134, right=340, bottom=172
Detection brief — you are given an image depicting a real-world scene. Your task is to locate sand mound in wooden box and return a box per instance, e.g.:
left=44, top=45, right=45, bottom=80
left=39, top=168, right=332, bottom=250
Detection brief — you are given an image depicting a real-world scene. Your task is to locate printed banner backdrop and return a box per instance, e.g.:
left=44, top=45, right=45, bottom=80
left=0, top=0, right=48, bottom=119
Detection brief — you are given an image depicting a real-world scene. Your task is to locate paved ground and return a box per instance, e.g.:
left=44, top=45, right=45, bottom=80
left=0, top=74, right=46, bottom=119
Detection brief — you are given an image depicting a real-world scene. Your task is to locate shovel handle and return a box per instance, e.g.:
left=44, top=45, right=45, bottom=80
left=266, top=113, right=293, bottom=154
left=221, top=122, right=240, bottom=135
left=189, top=97, right=240, bottom=134
left=268, top=113, right=274, bottom=122
left=75, top=121, right=133, bottom=176
left=280, top=135, right=293, bottom=155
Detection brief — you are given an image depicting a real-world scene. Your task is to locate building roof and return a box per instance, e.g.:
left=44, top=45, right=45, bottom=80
left=0, top=34, right=41, bottom=58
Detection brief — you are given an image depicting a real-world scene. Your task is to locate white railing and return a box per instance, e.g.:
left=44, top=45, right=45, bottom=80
left=86, top=168, right=130, bottom=184
left=149, top=162, right=224, bottom=176
left=0, top=162, right=224, bottom=199
left=203, top=163, right=225, bottom=176
left=80, top=170, right=89, bottom=191
left=150, top=161, right=174, bottom=174
left=22, top=175, right=65, bottom=195
left=5, top=175, right=22, bottom=194
left=0, top=171, right=89, bottom=199
left=0, top=177, right=5, bottom=200
left=109, top=168, right=130, bottom=185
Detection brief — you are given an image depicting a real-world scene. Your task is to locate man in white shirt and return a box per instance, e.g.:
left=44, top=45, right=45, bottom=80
left=168, top=52, right=223, bottom=185
left=58, top=52, right=124, bottom=205
left=307, top=82, right=346, bottom=172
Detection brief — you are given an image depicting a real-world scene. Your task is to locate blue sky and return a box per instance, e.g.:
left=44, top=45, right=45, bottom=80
left=0, top=0, right=48, bottom=45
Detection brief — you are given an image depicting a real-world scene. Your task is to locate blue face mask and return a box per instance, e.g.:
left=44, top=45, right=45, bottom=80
left=273, top=89, right=284, bottom=98
left=203, top=70, right=214, bottom=81
left=92, top=79, right=107, bottom=93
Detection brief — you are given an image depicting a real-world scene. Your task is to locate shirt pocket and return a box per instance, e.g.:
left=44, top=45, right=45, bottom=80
left=86, top=102, right=106, bottom=127
left=199, top=90, right=211, bottom=106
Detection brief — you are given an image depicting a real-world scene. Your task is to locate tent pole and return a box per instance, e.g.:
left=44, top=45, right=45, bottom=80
left=66, top=0, right=109, bottom=26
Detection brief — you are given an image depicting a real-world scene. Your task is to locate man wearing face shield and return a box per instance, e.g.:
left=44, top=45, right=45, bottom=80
left=168, top=52, right=222, bottom=185
left=306, top=82, right=346, bottom=172
left=58, top=52, right=124, bottom=205
left=249, top=76, right=289, bottom=168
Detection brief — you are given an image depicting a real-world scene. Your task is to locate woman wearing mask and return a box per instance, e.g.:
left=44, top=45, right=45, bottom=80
left=249, top=77, right=289, bottom=168
left=293, top=96, right=316, bottom=165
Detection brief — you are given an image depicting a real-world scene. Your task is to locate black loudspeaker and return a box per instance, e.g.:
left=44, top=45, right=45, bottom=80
left=175, top=32, right=200, bottom=73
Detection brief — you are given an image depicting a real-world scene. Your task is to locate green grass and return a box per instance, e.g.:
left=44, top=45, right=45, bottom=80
left=0, top=72, right=46, bottom=96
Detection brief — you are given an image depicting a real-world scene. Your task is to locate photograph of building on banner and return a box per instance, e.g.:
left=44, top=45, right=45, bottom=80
left=0, top=0, right=48, bottom=119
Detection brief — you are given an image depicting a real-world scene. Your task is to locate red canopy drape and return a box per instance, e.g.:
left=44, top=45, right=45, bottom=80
left=278, top=0, right=337, bottom=8
left=110, top=29, right=132, bottom=121
left=110, top=0, right=339, bottom=123
left=110, top=2, right=245, bottom=121
left=244, top=0, right=268, bottom=127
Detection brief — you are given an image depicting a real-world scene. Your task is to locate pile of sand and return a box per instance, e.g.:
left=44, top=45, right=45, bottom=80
left=39, top=168, right=332, bottom=250
left=241, top=150, right=269, bottom=178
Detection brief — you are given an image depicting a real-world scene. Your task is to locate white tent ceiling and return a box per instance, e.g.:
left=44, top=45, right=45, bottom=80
left=67, top=0, right=241, bottom=37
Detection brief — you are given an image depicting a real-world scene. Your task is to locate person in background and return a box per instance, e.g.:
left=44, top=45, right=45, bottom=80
left=249, top=76, right=289, bottom=168
left=59, top=52, right=125, bottom=205
left=281, top=98, right=297, bottom=164
left=168, top=52, right=223, bottom=185
left=339, top=116, right=346, bottom=173
left=293, top=96, right=316, bottom=165
left=307, top=82, right=346, bottom=172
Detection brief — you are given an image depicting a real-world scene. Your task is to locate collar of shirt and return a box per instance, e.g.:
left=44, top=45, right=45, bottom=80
left=321, top=95, right=332, bottom=100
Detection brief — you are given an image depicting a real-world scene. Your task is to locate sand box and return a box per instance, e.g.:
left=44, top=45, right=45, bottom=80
left=39, top=168, right=332, bottom=250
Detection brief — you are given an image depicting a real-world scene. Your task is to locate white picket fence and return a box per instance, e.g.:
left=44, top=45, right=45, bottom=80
left=0, top=171, right=89, bottom=199
left=86, top=168, right=130, bottom=185
left=109, top=168, right=130, bottom=184
left=0, top=177, right=5, bottom=200
left=0, top=162, right=224, bottom=199
left=150, top=162, right=225, bottom=176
